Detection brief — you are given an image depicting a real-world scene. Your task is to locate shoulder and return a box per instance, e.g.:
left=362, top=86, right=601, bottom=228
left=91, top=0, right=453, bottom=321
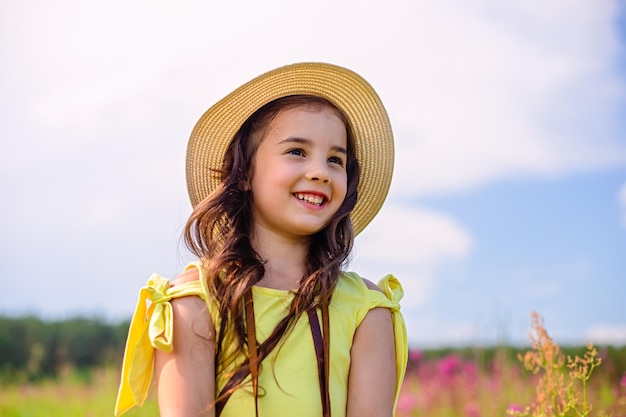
left=168, top=265, right=207, bottom=310
left=170, top=265, right=200, bottom=287
left=337, top=271, right=383, bottom=294
left=169, top=266, right=213, bottom=340
left=335, top=272, right=403, bottom=322
left=166, top=262, right=221, bottom=326
left=361, top=277, right=383, bottom=293
left=333, top=272, right=384, bottom=324
left=170, top=294, right=214, bottom=340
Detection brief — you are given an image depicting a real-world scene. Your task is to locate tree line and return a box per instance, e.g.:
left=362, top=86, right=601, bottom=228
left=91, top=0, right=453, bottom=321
left=0, top=315, right=129, bottom=381
left=2, top=315, right=625, bottom=384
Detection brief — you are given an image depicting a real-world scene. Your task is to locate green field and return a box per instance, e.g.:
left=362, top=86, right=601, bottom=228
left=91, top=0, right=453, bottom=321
left=1, top=314, right=625, bottom=416
left=1, top=346, right=625, bottom=417
left=0, top=368, right=157, bottom=417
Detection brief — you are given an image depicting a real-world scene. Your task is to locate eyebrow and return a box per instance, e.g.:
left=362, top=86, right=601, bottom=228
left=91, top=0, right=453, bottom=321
left=278, top=137, right=347, bottom=154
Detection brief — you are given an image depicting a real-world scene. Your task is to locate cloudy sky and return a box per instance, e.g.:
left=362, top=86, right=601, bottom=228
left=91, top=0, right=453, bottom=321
left=1, top=0, right=625, bottom=348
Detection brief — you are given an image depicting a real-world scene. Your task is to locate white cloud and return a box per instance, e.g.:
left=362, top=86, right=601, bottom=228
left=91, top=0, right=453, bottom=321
left=350, top=204, right=473, bottom=307
left=2, top=0, right=624, bottom=199
left=377, top=0, right=626, bottom=197
left=586, top=324, right=626, bottom=346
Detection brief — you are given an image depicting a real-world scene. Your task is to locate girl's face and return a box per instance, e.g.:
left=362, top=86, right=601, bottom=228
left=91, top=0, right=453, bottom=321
left=249, top=105, right=348, bottom=241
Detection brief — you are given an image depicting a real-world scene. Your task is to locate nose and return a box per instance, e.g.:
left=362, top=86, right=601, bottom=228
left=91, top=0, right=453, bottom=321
left=307, top=158, right=331, bottom=183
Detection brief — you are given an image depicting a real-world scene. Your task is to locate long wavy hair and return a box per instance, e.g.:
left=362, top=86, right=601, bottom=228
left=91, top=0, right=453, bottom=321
left=183, top=94, right=360, bottom=379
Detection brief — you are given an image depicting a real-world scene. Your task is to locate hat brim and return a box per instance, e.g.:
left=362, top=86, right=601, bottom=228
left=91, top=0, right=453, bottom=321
left=186, top=62, right=394, bottom=235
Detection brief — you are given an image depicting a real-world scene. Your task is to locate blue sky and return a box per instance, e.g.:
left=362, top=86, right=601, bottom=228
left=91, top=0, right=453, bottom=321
left=1, top=0, right=625, bottom=348
left=409, top=169, right=626, bottom=345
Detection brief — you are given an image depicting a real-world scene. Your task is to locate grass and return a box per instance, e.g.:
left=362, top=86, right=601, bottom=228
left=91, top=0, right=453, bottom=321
left=0, top=367, right=158, bottom=417
left=1, top=313, right=625, bottom=417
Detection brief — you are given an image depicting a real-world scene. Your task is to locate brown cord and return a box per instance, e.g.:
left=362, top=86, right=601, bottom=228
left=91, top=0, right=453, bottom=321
left=216, top=294, right=330, bottom=417
left=322, top=304, right=330, bottom=417
left=244, top=290, right=260, bottom=417
left=308, top=304, right=331, bottom=417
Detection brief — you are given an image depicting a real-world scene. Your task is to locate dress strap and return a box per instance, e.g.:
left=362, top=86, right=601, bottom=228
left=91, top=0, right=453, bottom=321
left=244, top=290, right=260, bottom=417
left=216, top=298, right=331, bottom=417
left=308, top=304, right=331, bottom=417
left=214, top=289, right=266, bottom=417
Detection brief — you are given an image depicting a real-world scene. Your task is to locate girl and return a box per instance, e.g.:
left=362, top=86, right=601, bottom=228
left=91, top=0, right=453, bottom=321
left=115, top=62, right=407, bottom=417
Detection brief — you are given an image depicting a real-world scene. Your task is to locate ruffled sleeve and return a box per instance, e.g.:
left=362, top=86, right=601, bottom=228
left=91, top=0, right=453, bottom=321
left=114, top=273, right=207, bottom=416
left=369, top=274, right=408, bottom=414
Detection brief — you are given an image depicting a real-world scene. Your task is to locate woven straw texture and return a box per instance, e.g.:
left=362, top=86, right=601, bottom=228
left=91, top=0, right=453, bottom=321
left=186, top=62, right=394, bottom=235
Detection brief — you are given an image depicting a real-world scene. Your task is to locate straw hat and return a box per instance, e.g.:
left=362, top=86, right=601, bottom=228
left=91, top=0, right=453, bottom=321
left=186, top=62, right=394, bottom=235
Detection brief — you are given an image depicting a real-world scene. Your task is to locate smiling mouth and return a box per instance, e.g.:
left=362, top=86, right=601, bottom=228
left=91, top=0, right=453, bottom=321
left=294, top=193, right=325, bottom=206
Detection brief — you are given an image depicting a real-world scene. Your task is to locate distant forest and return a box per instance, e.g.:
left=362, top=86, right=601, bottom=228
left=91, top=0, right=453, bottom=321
left=0, top=315, right=129, bottom=381
left=2, top=315, right=626, bottom=384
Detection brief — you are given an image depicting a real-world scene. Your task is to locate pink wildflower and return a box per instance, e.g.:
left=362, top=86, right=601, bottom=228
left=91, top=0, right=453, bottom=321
left=409, top=349, right=422, bottom=363
left=396, top=393, right=417, bottom=412
left=463, top=402, right=480, bottom=417
left=507, top=403, right=523, bottom=413
left=463, top=361, right=478, bottom=381
left=437, top=354, right=462, bottom=378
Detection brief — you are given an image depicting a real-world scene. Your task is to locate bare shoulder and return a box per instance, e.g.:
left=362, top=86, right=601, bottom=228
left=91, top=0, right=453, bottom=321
left=361, top=277, right=383, bottom=293
left=170, top=266, right=200, bottom=287
left=348, top=279, right=395, bottom=416
left=170, top=295, right=213, bottom=341
left=169, top=266, right=212, bottom=340
left=155, top=266, right=215, bottom=416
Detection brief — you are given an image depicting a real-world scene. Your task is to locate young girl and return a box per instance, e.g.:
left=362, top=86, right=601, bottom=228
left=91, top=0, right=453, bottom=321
left=115, top=62, right=407, bottom=417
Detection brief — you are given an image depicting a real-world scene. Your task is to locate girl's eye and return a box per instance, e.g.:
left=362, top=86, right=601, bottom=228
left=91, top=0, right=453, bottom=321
left=287, top=148, right=305, bottom=156
left=328, top=156, right=345, bottom=167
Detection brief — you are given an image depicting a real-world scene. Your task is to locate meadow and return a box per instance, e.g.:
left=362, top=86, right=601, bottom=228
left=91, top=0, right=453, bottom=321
left=1, top=313, right=625, bottom=417
left=394, top=313, right=626, bottom=417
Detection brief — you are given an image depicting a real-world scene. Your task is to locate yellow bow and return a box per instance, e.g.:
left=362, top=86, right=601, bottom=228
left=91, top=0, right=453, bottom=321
left=114, top=274, right=206, bottom=416
left=377, top=274, right=405, bottom=312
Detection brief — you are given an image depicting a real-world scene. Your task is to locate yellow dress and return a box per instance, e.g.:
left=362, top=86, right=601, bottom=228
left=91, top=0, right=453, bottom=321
left=115, top=261, right=408, bottom=416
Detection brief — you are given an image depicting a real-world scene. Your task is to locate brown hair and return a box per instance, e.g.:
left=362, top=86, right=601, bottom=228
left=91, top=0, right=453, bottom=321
left=183, top=94, right=360, bottom=380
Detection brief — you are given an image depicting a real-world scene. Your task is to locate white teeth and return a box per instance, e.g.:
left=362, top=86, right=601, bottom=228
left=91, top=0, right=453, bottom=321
left=295, top=193, right=324, bottom=206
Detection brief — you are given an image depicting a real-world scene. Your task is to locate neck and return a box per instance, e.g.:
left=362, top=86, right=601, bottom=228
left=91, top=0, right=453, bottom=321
left=250, top=227, right=309, bottom=291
